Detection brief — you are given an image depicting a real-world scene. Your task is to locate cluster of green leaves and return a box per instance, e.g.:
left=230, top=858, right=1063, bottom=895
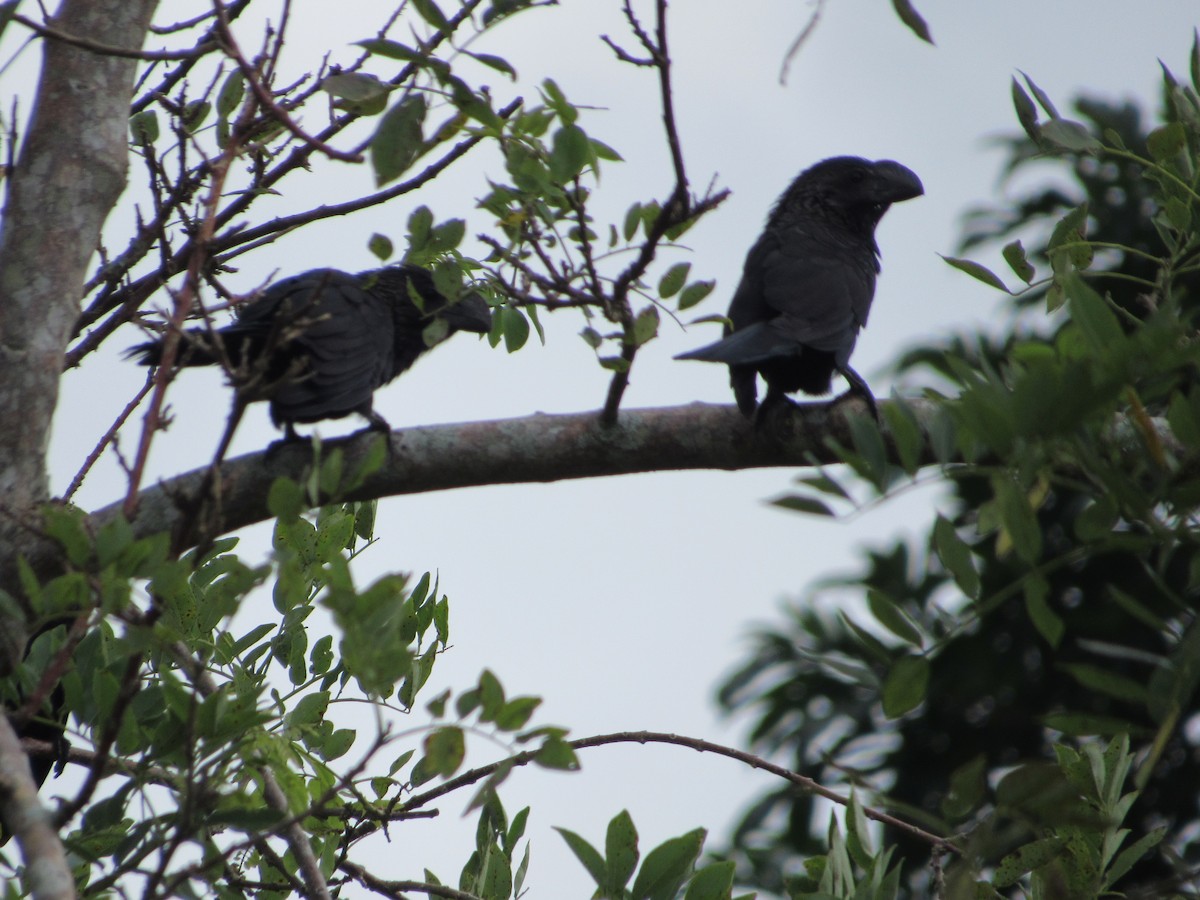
left=473, top=76, right=718, bottom=373
left=1, top=443, right=578, bottom=894
left=721, top=39, right=1200, bottom=899
left=785, top=794, right=902, bottom=900
left=557, top=809, right=749, bottom=900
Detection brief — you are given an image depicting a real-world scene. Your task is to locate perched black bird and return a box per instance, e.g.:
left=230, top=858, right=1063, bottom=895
left=129, top=265, right=492, bottom=438
left=675, top=156, right=923, bottom=417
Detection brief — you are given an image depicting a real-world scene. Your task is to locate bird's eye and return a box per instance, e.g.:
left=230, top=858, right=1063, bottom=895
left=849, top=169, right=867, bottom=183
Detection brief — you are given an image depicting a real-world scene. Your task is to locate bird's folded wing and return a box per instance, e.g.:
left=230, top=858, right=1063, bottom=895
left=757, top=244, right=872, bottom=353
left=268, top=276, right=395, bottom=422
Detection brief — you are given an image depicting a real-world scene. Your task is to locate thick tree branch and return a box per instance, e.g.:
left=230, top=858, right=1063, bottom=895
left=0, top=716, right=73, bottom=900
left=88, top=399, right=935, bottom=549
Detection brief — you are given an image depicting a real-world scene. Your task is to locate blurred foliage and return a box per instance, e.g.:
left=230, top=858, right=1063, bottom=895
left=720, top=40, right=1200, bottom=900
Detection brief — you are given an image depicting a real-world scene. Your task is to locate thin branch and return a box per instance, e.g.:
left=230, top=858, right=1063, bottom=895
left=211, top=0, right=361, bottom=163
left=394, top=729, right=961, bottom=855
left=779, top=0, right=826, bottom=85
left=12, top=12, right=217, bottom=61
left=262, top=767, right=333, bottom=900
left=63, top=373, right=154, bottom=501
left=338, top=863, right=485, bottom=900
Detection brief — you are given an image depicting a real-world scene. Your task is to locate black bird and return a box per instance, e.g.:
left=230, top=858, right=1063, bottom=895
left=129, top=265, right=493, bottom=438
left=675, top=156, right=923, bottom=417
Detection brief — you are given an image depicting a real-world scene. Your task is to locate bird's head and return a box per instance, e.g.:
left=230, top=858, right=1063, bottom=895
left=435, top=290, right=493, bottom=335
left=778, top=156, right=924, bottom=234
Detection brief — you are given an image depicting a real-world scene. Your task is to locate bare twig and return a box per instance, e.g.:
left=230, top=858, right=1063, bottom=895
left=64, top=362, right=154, bottom=503
left=779, top=0, right=827, bottom=85
left=12, top=11, right=217, bottom=61
left=211, top=0, right=361, bottom=163
left=391, top=729, right=961, bottom=855
left=120, top=64, right=261, bottom=518
left=338, top=863, right=485, bottom=900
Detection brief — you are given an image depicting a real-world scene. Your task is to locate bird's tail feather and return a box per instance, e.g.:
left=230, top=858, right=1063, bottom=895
left=124, top=330, right=221, bottom=367
left=674, top=322, right=797, bottom=366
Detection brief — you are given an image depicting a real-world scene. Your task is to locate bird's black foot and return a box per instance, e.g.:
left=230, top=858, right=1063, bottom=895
left=834, top=365, right=879, bottom=421
left=360, top=408, right=395, bottom=460
left=264, top=423, right=312, bottom=462
left=754, top=391, right=800, bottom=441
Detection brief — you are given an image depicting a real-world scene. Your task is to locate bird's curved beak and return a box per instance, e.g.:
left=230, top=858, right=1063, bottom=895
left=442, top=292, right=493, bottom=334
left=873, top=160, right=924, bottom=203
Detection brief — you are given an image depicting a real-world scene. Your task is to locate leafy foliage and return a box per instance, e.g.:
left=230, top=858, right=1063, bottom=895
left=720, top=43, right=1200, bottom=899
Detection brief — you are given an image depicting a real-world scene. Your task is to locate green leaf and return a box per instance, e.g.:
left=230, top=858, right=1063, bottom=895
left=623, top=203, right=643, bottom=241
left=1002, top=240, right=1036, bottom=284
left=423, top=726, right=465, bottom=777
left=321, top=72, right=390, bottom=103
left=1012, top=77, right=1040, bottom=141
left=678, top=279, right=716, bottom=311
left=631, top=306, right=660, bottom=347
left=356, top=38, right=421, bottom=62
left=430, top=218, right=466, bottom=253
left=630, top=829, right=706, bottom=900
left=411, top=0, right=450, bottom=32
left=540, top=78, right=577, bottom=125
left=605, top=810, right=640, bottom=896
left=555, top=827, right=606, bottom=886
left=1024, top=574, right=1063, bottom=648
left=467, top=51, right=517, bottom=79
left=1062, top=272, right=1122, bottom=353
left=867, top=590, right=924, bottom=648
left=1147, top=122, right=1187, bottom=162
left=994, top=837, right=1066, bottom=887
left=288, top=691, right=329, bottom=729
left=1039, top=119, right=1102, bottom=152
left=322, top=728, right=356, bottom=760
left=129, top=110, right=159, bottom=145
left=44, top=505, right=92, bottom=567
left=368, top=233, right=394, bottom=261
left=933, top=515, right=979, bottom=600
left=550, top=124, right=589, bottom=182
left=939, top=255, right=1010, bottom=293
left=1103, top=826, right=1166, bottom=888
left=1020, top=71, right=1060, bottom=118
left=942, top=754, right=988, bottom=820
left=881, top=397, right=923, bottom=475
left=994, top=476, right=1042, bottom=564
left=769, top=494, right=835, bottom=517
left=501, top=306, right=530, bottom=353
left=216, top=70, right=245, bottom=117
left=1191, top=27, right=1200, bottom=94
left=658, top=262, right=691, bottom=299
left=371, top=95, right=427, bottom=187
left=478, top=669, right=506, bottom=721
left=535, top=736, right=579, bottom=770
left=684, top=861, right=736, bottom=900
left=882, top=655, right=929, bottom=718
left=407, top=205, right=434, bottom=254
left=1169, top=390, right=1200, bottom=447
left=890, top=0, right=933, bottom=43
left=495, top=696, right=541, bottom=731
left=1060, top=664, right=1149, bottom=705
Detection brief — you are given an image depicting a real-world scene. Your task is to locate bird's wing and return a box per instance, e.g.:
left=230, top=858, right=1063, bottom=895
left=753, top=237, right=876, bottom=354
left=259, top=271, right=396, bottom=423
